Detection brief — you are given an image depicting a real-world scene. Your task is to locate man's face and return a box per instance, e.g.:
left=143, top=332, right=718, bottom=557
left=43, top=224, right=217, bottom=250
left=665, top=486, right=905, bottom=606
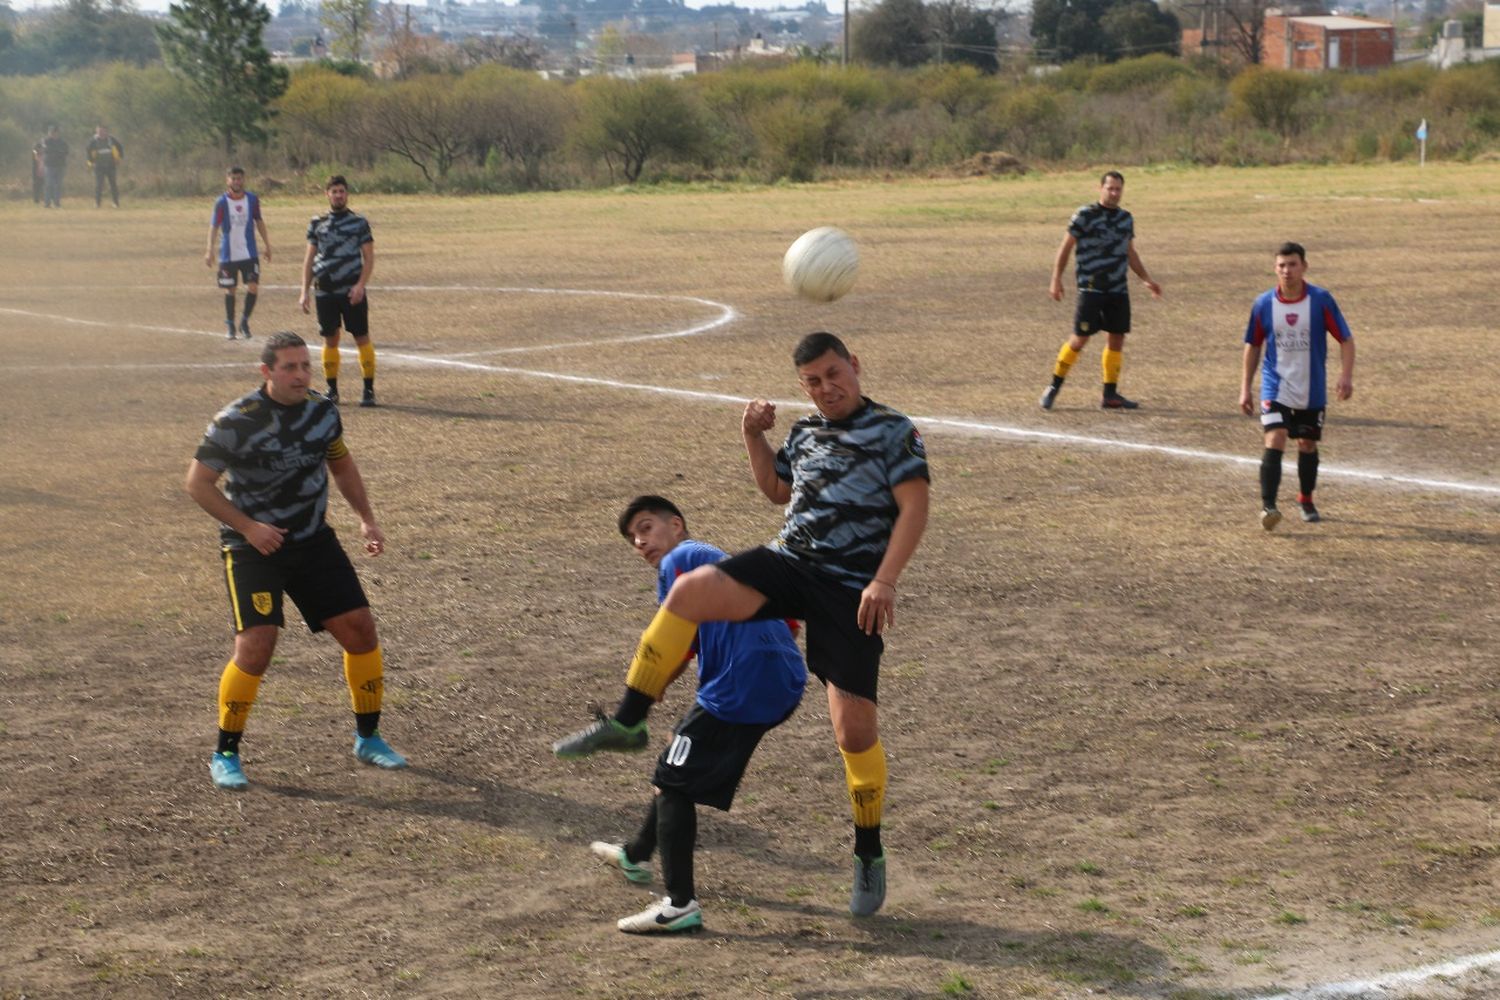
left=797, top=348, right=863, bottom=421
left=1099, top=176, right=1124, bottom=208
left=95, top=127, right=106, bottom=138
left=1275, top=253, right=1307, bottom=293
left=261, top=346, right=312, bottom=405
left=326, top=184, right=349, bottom=211
left=624, top=510, right=686, bottom=568
left=227, top=172, right=245, bottom=194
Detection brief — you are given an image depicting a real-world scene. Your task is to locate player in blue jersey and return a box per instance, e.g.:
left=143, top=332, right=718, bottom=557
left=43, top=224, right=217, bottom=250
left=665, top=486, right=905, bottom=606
left=555, top=332, right=929, bottom=918
left=1041, top=170, right=1162, bottom=411
left=186, top=331, right=407, bottom=790
left=1239, top=242, right=1355, bottom=530
left=582, top=496, right=806, bottom=934
left=206, top=167, right=272, bottom=341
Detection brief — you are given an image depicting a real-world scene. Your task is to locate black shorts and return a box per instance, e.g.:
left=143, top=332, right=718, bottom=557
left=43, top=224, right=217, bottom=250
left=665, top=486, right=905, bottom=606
left=315, top=291, right=369, bottom=338
left=221, top=527, right=368, bottom=634
left=716, top=546, right=883, bottom=702
left=217, top=259, right=260, bottom=289
left=1260, top=401, right=1325, bottom=441
left=652, top=703, right=787, bottom=811
left=1074, top=291, right=1130, bottom=337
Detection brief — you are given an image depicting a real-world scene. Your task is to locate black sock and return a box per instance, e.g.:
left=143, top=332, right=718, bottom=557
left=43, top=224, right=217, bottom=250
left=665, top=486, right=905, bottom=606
left=1103, top=381, right=1118, bottom=398
left=355, top=711, right=380, bottom=739
left=363, top=377, right=374, bottom=393
left=216, top=729, right=242, bottom=755
left=328, top=377, right=338, bottom=394
left=242, top=292, right=257, bottom=320
left=854, top=825, right=883, bottom=860
left=224, top=294, right=236, bottom=324
left=657, top=790, right=697, bottom=907
left=1050, top=374, right=1064, bottom=390
left=1260, top=448, right=1283, bottom=508
left=625, top=797, right=659, bottom=865
left=614, top=687, right=654, bottom=729
left=1297, top=450, right=1319, bottom=501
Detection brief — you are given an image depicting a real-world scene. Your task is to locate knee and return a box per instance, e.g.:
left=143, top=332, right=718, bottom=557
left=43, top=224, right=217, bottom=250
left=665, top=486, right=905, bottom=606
left=233, top=628, right=278, bottom=674
left=661, top=567, right=714, bottom=618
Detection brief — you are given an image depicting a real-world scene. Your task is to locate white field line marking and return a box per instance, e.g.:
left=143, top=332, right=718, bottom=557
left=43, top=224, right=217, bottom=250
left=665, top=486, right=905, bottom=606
left=3, top=301, right=1498, bottom=499
left=1257, top=948, right=1500, bottom=998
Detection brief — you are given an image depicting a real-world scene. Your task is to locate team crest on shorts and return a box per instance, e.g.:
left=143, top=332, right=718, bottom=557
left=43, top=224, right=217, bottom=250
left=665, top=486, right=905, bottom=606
left=252, top=592, right=273, bottom=615
left=1080, top=321, right=1091, bottom=332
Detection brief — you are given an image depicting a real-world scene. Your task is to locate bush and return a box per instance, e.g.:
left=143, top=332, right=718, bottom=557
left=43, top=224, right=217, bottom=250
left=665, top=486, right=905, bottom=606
left=1229, top=68, right=1312, bottom=136
left=1086, top=54, right=1191, bottom=94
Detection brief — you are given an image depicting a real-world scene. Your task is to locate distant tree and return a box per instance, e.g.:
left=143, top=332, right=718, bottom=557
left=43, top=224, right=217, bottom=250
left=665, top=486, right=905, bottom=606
left=928, top=0, right=998, bottom=71
left=157, top=0, right=289, bottom=155
left=571, top=76, right=705, bottom=182
left=459, top=64, right=570, bottom=187
left=378, top=1, right=436, bottom=78
left=1031, top=0, right=1176, bottom=62
left=852, top=0, right=930, bottom=66
left=360, top=74, right=471, bottom=183
left=445, top=34, right=544, bottom=71
left=321, top=0, right=373, bottom=61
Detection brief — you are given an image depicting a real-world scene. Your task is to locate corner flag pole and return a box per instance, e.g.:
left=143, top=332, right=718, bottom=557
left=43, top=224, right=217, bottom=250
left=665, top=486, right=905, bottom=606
left=1417, top=118, right=1427, bottom=166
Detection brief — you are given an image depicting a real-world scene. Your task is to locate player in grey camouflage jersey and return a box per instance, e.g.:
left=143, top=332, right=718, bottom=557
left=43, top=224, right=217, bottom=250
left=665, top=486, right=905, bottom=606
left=186, top=331, right=406, bottom=791
left=300, top=176, right=378, bottom=407
left=1041, top=170, right=1162, bottom=411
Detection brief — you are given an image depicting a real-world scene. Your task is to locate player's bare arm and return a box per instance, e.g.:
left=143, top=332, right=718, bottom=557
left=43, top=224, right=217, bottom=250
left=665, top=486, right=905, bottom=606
left=184, top=459, right=288, bottom=556
left=299, top=244, right=316, bottom=312
left=743, top=399, right=791, bottom=504
left=1336, top=337, right=1355, bottom=401
left=1239, top=342, right=1262, bottom=415
left=256, top=217, right=271, bottom=264
left=1049, top=234, right=1076, bottom=301
left=205, top=224, right=219, bottom=267
left=327, top=452, right=384, bottom=556
left=349, top=243, right=374, bottom=306
left=1127, top=242, right=1162, bottom=298
left=856, top=477, right=929, bottom=636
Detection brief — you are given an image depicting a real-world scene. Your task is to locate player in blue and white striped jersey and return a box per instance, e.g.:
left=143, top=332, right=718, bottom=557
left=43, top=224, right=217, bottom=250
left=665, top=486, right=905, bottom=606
left=1239, top=242, right=1355, bottom=530
left=205, top=166, right=271, bottom=341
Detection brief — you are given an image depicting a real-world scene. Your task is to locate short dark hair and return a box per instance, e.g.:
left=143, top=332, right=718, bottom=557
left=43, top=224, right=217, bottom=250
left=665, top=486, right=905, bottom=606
left=227, top=165, right=245, bottom=176
left=326, top=174, right=348, bottom=190
left=618, top=495, right=686, bottom=539
left=261, top=331, right=307, bottom=365
left=792, top=331, right=850, bottom=367
left=1276, top=241, right=1307, bottom=263
left=1101, top=170, right=1124, bottom=185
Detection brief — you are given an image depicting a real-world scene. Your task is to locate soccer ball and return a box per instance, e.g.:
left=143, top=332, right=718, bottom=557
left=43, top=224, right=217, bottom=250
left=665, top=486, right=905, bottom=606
left=782, top=227, right=859, bottom=303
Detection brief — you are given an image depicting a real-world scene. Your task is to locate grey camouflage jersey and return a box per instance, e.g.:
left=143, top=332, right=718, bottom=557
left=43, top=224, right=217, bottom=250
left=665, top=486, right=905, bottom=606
left=771, top=397, right=929, bottom=589
left=194, top=388, right=347, bottom=547
left=306, top=209, right=373, bottom=295
left=1067, top=203, right=1134, bottom=294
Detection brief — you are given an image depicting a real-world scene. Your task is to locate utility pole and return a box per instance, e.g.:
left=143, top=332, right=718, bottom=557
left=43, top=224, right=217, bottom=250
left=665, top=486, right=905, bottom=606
left=843, top=0, right=849, bottom=67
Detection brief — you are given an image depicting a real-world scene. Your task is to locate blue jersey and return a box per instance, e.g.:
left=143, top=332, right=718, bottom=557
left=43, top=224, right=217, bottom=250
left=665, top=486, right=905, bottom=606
left=212, top=192, right=262, bottom=263
left=1244, top=283, right=1352, bottom=410
left=772, top=397, right=930, bottom=589
left=657, top=540, right=805, bottom=725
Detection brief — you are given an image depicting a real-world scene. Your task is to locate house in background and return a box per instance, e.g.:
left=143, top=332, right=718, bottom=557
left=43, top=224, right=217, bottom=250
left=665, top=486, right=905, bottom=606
left=1262, top=10, right=1394, bottom=70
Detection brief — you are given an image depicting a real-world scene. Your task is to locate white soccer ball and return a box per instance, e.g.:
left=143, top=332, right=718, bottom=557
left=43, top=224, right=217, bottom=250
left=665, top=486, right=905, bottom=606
left=782, top=227, right=859, bottom=303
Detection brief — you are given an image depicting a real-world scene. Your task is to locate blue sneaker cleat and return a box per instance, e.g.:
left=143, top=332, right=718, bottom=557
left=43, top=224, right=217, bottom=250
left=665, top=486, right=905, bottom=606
left=354, top=732, right=409, bottom=769
left=209, top=751, right=248, bottom=790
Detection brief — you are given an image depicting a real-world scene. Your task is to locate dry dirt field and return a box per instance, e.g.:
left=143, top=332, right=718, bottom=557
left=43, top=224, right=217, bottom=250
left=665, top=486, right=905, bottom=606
left=3, top=165, right=1500, bottom=1000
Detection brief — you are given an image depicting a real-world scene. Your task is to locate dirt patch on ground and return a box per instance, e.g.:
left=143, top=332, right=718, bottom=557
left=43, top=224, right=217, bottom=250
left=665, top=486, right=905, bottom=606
left=955, top=151, right=1028, bottom=177
left=3, top=167, right=1500, bottom=999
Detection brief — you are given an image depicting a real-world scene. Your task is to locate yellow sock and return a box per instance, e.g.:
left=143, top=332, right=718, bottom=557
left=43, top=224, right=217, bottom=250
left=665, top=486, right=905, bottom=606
left=1102, top=347, right=1122, bottom=386
left=1053, top=343, right=1079, bottom=380
left=624, top=607, right=697, bottom=700
left=218, top=661, right=262, bottom=734
left=344, top=647, right=384, bottom=714
left=357, top=341, right=376, bottom=380
left=322, top=344, right=341, bottom=382
left=840, top=741, right=887, bottom=829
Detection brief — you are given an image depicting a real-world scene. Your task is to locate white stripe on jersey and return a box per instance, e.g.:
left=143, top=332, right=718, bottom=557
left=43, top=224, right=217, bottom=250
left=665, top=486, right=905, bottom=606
left=1271, top=295, right=1314, bottom=410
left=221, top=194, right=255, bottom=262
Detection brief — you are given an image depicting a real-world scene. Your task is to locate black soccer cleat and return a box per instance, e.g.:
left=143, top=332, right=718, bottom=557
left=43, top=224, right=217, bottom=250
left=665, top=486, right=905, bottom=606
left=360, top=386, right=377, bottom=408
left=225, top=322, right=237, bottom=341
left=1101, top=393, right=1139, bottom=410
left=1299, top=501, right=1320, bottom=523
left=1039, top=385, right=1060, bottom=410
left=238, top=319, right=252, bottom=340
left=1261, top=506, right=1282, bottom=532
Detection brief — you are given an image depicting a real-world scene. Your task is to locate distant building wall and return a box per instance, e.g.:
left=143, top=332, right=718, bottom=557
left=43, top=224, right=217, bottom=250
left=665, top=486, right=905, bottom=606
left=1262, top=13, right=1393, bottom=70
left=1487, top=4, right=1500, bottom=49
